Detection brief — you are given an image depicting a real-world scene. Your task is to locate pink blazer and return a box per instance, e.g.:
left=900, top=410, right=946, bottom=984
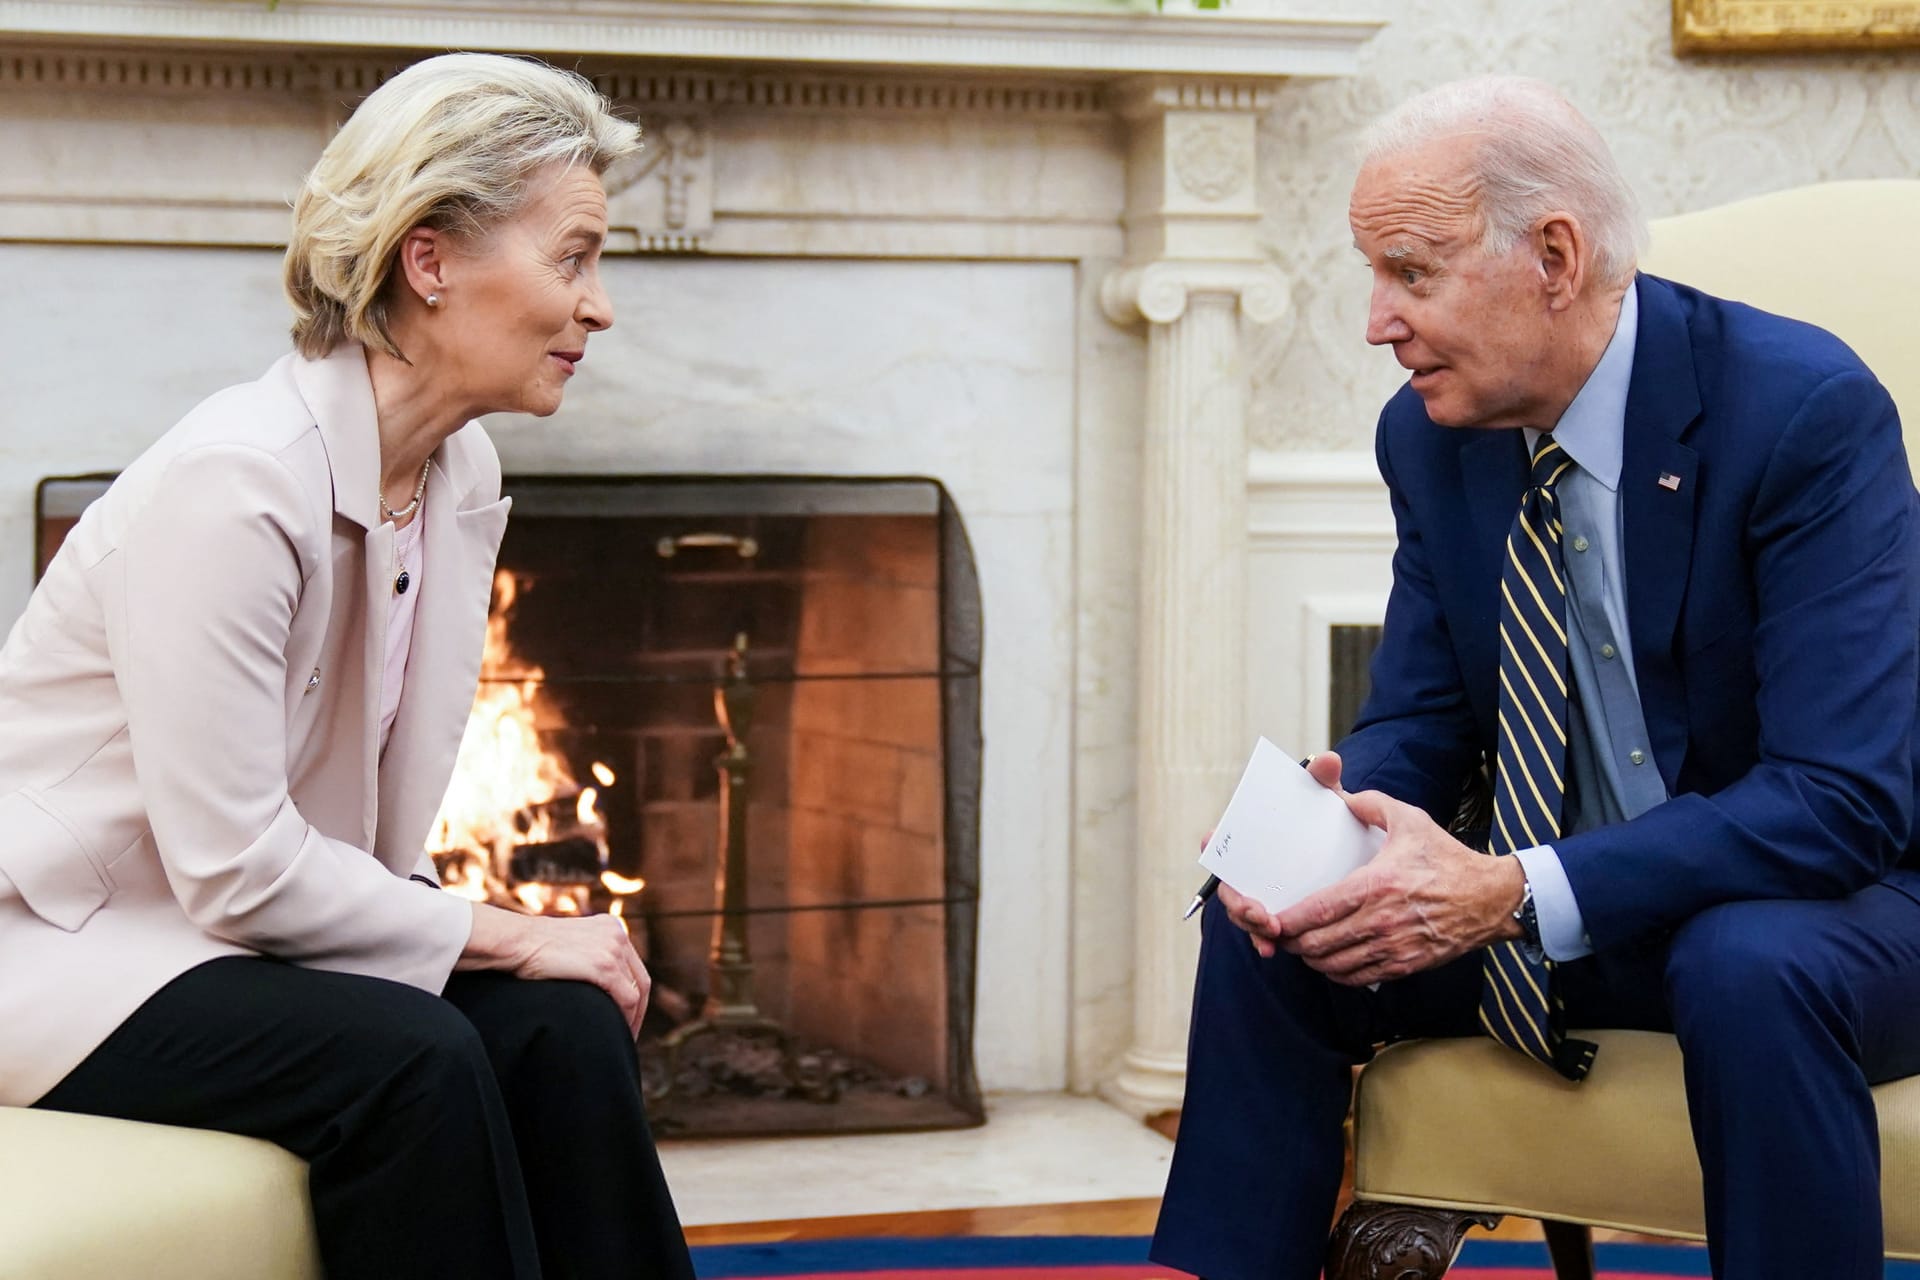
left=0, top=344, right=510, bottom=1105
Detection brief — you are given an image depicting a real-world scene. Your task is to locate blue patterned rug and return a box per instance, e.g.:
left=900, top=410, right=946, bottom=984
left=689, top=1234, right=1920, bottom=1278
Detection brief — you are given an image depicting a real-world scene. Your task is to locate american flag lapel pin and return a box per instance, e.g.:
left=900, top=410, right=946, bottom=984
left=1658, top=472, right=1683, bottom=491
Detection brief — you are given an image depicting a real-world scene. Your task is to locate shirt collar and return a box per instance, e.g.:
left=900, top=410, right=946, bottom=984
left=1524, top=284, right=1638, bottom=493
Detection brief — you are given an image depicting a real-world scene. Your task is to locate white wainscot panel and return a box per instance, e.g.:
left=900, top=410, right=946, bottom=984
left=1245, top=449, right=1394, bottom=759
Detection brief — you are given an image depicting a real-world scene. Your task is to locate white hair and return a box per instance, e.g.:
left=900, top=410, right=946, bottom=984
left=285, top=52, right=642, bottom=360
left=1359, top=76, right=1646, bottom=287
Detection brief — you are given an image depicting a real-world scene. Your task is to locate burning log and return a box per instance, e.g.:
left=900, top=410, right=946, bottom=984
left=508, top=836, right=604, bottom=885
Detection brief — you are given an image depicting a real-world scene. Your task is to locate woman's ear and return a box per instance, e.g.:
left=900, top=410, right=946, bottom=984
left=395, top=226, right=448, bottom=306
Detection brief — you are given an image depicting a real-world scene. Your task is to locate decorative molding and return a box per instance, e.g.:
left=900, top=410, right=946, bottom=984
left=1247, top=449, right=1391, bottom=544
left=1101, top=260, right=1289, bottom=326
left=1171, top=117, right=1250, bottom=202
left=592, top=71, right=1112, bottom=116
left=605, top=114, right=714, bottom=252
left=1111, top=76, right=1283, bottom=117
left=0, top=43, right=1140, bottom=254
left=0, top=44, right=386, bottom=95
left=0, top=46, right=1112, bottom=115
left=0, top=0, right=1386, bottom=81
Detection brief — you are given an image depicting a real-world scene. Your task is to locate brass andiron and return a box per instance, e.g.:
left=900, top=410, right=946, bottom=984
left=647, top=632, right=837, bottom=1104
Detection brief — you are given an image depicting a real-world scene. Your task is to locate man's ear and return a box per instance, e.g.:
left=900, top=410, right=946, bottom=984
left=395, top=226, right=449, bottom=306
left=1537, top=213, right=1586, bottom=312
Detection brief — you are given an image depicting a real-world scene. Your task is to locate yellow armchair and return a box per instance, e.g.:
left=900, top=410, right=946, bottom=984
left=1324, top=181, right=1920, bottom=1280
left=0, top=1106, right=320, bottom=1279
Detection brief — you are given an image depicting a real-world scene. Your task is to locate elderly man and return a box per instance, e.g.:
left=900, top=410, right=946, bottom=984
left=1150, top=77, right=1920, bottom=1280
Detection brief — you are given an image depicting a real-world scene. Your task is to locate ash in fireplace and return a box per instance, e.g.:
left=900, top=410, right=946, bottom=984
left=638, top=1030, right=950, bottom=1137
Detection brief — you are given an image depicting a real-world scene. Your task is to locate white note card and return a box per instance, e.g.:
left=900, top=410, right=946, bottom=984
left=1199, top=737, right=1386, bottom=915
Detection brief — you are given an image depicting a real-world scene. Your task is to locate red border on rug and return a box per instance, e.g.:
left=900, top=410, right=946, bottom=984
left=738, top=1268, right=1687, bottom=1280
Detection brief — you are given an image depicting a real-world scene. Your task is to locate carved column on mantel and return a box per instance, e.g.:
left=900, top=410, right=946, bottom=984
left=1100, top=77, right=1289, bottom=1118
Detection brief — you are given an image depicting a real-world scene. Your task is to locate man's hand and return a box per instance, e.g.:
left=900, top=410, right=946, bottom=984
left=1270, top=788, right=1527, bottom=986
left=1216, top=752, right=1345, bottom=958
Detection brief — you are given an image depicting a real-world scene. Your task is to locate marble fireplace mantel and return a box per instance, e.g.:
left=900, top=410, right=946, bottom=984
left=0, top=0, right=1384, bottom=1110
left=0, top=0, right=1377, bottom=79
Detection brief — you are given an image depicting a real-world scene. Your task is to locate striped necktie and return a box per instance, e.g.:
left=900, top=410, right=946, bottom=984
left=1479, top=436, right=1599, bottom=1082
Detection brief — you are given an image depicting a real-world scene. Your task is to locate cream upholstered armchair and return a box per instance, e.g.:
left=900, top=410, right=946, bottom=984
left=1323, top=181, right=1920, bottom=1280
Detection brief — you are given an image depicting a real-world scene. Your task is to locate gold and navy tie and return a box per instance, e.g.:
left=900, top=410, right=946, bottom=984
left=1478, top=436, right=1599, bottom=1082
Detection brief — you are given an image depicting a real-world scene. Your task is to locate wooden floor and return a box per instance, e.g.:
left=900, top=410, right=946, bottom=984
left=685, top=1199, right=1163, bottom=1246
left=689, top=1112, right=1669, bottom=1250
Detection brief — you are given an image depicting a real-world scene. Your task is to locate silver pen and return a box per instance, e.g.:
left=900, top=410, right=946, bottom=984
left=1182, top=874, right=1220, bottom=921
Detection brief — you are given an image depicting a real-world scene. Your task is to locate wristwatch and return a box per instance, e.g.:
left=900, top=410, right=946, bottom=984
left=1512, top=877, right=1542, bottom=950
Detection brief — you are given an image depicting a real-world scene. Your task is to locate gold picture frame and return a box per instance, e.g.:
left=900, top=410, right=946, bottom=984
left=1674, top=0, right=1920, bottom=53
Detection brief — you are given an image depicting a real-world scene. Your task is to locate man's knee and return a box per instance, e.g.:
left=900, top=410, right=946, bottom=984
left=1664, top=900, right=1850, bottom=1046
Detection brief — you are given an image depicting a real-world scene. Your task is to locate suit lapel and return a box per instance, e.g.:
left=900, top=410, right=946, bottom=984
left=293, top=345, right=388, bottom=848
left=1620, top=275, right=1703, bottom=790
left=1460, top=429, right=1529, bottom=586
left=373, top=431, right=511, bottom=869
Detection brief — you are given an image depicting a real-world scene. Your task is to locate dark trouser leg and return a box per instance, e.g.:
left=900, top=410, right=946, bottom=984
left=1149, top=896, right=1483, bottom=1280
left=33, top=956, right=541, bottom=1280
left=1664, top=878, right=1920, bottom=1280
left=444, top=973, right=694, bottom=1280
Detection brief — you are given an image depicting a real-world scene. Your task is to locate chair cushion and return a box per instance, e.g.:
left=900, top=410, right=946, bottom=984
left=0, top=1106, right=321, bottom=1280
left=1352, top=1029, right=1920, bottom=1260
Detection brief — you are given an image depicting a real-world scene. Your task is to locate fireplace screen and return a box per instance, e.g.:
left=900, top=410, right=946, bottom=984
left=36, top=473, right=985, bottom=1137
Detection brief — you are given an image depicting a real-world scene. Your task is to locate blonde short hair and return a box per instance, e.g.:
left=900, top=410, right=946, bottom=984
left=1360, top=76, right=1646, bottom=288
left=285, top=53, right=641, bottom=359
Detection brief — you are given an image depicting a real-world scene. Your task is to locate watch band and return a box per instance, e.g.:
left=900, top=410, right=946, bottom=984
left=1512, top=877, right=1541, bottom=950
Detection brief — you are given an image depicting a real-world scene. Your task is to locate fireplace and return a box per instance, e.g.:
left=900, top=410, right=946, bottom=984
left=8, top=2, right=1388, bottom=1119
left=36, top=472, right=986, bottom=1136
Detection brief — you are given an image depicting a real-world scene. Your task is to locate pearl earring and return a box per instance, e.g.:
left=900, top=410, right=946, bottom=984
left=426, top=292, right=441, bottom=308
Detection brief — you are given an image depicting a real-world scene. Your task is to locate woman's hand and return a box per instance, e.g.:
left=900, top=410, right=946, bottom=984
left=460, top=904, right=651, bottom=1036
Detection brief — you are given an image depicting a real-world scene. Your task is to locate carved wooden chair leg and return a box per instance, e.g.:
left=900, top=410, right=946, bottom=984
left=1325, top=1200, right=1502, bottom=1280
left=1540, top=1219, right=1596, bottom=1280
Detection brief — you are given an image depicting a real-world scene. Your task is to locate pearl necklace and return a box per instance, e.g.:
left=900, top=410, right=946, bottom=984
left=381, top=460, right=431, bottom=596
left=379, top=459, right=431, bottom=523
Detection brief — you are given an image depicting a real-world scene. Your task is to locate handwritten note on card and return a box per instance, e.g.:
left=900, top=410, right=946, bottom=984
left=1199, top=738, right=1386, bottom=915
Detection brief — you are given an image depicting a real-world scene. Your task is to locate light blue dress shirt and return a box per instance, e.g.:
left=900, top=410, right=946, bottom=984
left=1510, top=286, right=1669, bottom=961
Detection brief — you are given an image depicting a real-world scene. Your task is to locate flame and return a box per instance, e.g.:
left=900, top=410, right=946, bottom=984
left=427, top=571, right=636, bottom=915
left=601, top=870, right=647, bottom=895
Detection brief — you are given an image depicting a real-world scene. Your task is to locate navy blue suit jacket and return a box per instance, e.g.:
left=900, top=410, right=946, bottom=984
left=1337, top=273, right=1920, bottom=953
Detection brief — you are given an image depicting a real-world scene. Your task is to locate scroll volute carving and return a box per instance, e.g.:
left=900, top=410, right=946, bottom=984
left=602, top=114, right=714, bottom=253
left=1325, top=1201, right=1502, bottom=1280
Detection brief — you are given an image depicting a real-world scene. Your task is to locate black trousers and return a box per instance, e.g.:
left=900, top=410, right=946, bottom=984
left=33, top=956, right=696, bottom=1280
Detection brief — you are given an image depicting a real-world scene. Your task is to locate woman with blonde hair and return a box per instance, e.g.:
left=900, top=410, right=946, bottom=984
left=0, top=52, right=694, bottom=1278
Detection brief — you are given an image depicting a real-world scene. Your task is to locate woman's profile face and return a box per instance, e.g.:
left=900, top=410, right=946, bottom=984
left=434, top=162, right=613, bottom=418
